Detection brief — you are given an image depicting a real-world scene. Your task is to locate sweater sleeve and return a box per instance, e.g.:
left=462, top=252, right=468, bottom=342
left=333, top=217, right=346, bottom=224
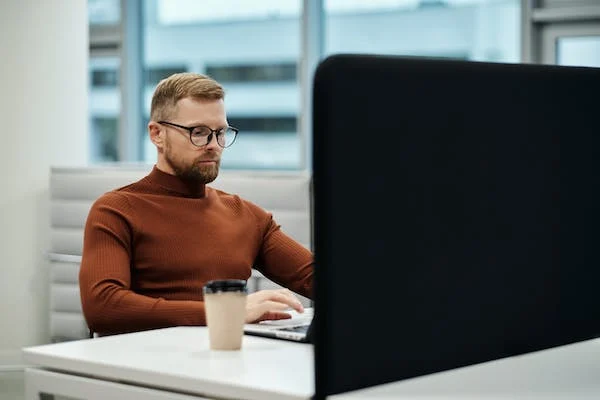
left=79, top=192, right=206, bottom=335
left=254, top=215, right=314, bottom=299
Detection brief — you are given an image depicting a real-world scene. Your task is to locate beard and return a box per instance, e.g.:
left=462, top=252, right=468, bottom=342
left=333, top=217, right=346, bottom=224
left=164, top=138, right=220, bottom=184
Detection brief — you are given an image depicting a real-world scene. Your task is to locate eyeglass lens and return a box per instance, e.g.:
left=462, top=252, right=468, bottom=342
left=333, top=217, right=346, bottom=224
left=191, top=127, right=236, bottom=148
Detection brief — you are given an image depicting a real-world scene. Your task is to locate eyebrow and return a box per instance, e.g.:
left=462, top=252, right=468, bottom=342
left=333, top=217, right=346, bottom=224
left=189, top=123, right=229, bottom=129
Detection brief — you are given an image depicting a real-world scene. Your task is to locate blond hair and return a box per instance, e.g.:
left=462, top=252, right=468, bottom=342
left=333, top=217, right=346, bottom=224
left=150, top=72, right=225, bottom=121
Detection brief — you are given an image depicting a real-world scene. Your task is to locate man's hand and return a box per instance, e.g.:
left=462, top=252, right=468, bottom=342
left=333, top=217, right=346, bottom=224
left=245, top=288, right=304, bottom=323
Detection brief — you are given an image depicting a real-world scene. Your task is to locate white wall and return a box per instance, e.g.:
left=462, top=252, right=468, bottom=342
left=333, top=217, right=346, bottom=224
left=0, top=0, right=88, bottom=368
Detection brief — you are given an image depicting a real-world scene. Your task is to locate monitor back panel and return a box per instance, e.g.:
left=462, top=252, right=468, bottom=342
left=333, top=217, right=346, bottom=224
left=312, top=54, right=600, bottom=398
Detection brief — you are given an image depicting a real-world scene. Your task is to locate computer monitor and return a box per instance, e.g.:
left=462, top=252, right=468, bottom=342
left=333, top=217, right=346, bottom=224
left=311, top=54, right=600, bottom=398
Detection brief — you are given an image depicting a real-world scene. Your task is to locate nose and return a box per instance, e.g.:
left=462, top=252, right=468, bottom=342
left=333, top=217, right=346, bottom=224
left=205, top=133, right=219, bottom=150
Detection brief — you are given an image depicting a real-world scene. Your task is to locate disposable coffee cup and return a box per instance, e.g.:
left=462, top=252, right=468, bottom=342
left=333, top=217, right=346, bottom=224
left=203, top=279, right=248, bottom=350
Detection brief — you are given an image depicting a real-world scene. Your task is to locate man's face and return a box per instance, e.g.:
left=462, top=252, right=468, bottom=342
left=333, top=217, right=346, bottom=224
left=162, top=97, right=227, bottom=183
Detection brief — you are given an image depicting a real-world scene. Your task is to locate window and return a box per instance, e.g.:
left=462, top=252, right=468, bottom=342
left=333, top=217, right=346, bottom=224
left=89, top=56, right=120, bottom=161
left=222, top=116, right=300, bottom=170
left=206, top=64, right=297, bottom=83
left=324, top=0, right=520, bottom=63
left=228, top=116, right=297, bottom=132
left=156, top=0, right=300, bottom=24
left=142, top=0, right=303, bottom=169
left=557, top=36, right=600, bottom=68
left=91, top=117, right=119, bottom=162
left=89, top=0, right=523, bottom=170
left=88, top=0, right=122, bottom=160
left=92, top=69, right=119, bottom=88
left=145, top=66, right=188, bottom=86
left=88, top=0, right=120, bottom=25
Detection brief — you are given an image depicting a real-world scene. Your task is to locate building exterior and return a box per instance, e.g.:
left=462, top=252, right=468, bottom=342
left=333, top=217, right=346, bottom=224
left=89, top=0, right=520, bottom=169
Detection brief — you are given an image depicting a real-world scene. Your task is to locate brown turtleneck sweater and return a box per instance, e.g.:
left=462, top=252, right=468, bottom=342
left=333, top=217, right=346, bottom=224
left=79, top=166, right=314, bottom=335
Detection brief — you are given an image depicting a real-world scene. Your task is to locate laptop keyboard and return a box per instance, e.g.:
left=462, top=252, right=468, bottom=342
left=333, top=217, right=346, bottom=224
left=280, top=324, right=310, bottom=334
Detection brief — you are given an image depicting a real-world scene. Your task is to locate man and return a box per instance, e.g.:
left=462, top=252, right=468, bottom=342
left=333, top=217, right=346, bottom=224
left=79, top=73, right=313, bottom=336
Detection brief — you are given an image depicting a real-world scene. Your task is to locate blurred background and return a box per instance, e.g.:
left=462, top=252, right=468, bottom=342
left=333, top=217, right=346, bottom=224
left=89, top=0, right=524, bottom=170
left=1, top=1, right=599, bottom=398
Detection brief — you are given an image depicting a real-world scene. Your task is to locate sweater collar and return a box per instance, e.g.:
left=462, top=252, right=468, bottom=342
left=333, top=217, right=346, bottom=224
left=148, top=165, right=207, bottom=198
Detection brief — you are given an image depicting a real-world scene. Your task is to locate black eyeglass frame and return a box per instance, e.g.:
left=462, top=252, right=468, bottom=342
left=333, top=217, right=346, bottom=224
left=157, top=120, right=239, bottom=148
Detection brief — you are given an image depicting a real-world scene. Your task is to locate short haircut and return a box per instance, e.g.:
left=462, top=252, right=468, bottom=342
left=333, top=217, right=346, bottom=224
left=150, top=72, right=225, bottom=122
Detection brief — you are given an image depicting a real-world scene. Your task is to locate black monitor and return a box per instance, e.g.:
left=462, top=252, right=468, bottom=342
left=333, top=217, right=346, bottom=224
left=311, top=54, right=600, bottom=399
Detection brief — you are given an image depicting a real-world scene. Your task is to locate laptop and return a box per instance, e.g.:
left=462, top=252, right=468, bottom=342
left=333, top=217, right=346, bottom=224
left=244, top=307, right=313, bottom=343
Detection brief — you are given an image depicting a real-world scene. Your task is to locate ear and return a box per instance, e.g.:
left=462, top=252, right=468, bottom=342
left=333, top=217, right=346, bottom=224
left=148, top=121, right=165, bottom=150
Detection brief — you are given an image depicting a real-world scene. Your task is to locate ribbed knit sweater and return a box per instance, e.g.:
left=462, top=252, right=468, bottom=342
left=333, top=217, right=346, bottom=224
left=79, top=166, right=314, bottom=335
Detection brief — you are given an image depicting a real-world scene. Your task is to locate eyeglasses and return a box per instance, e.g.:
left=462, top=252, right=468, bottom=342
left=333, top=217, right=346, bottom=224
left=157, top=121, right=239, bottom=148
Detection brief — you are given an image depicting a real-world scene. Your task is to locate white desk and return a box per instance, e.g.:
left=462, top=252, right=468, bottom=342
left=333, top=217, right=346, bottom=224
left=331, top=337, right=600, bottom=400
left=22, top=326, right=313, bottom=400
left=23, top=327, right=600, bottom=400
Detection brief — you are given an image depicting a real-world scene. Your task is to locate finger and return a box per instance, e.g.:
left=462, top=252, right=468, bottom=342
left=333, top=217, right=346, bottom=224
left=247, top=291, right=291, bottom=307
left=258, top=300, right=292, bottom=313
left=284, top=290, right=304, bottom=313
left=255, top=300, right=294, bottom=321
left=246, top=300, right=291, bottom=323
left=269, top=291, right=304, bottom=313
left=247, top=290, right=304, bottom=313
left=259, top=311, right=294, bottom=321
